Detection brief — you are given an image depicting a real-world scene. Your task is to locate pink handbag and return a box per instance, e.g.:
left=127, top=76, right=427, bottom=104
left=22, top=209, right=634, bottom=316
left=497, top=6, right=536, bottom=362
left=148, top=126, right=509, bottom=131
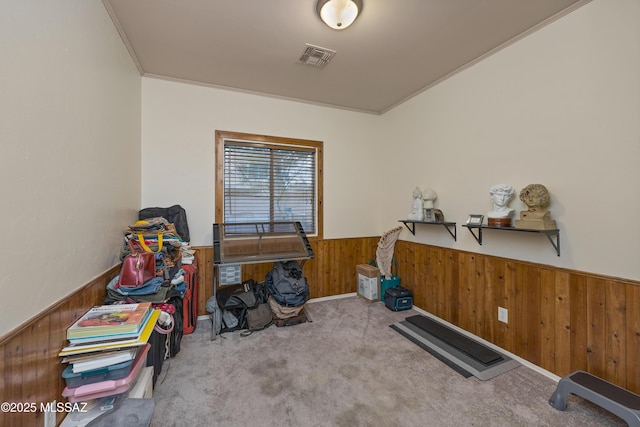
left=117, top=241, right=155, bottom=288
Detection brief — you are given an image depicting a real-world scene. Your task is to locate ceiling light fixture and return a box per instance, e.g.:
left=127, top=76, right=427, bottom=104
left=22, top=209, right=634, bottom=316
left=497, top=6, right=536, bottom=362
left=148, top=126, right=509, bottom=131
left=316, top=0, right=363, bottom=30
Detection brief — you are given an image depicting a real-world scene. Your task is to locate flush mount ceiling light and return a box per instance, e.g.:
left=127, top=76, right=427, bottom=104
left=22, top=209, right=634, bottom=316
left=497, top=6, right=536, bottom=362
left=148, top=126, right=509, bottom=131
left=316, top=0, right=363, bottom=30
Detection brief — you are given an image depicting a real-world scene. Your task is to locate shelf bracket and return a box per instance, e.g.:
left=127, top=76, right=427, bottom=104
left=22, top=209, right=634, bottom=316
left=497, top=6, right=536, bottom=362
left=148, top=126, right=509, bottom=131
left=443, top=223, right=457, bottom=241
left=400, top=220, right=416, bottom=235
left=545, top=231, right=561, bottom=257
left=400, top=220, right=457, bottom=241
left=465, top=226, right=483, bottom=245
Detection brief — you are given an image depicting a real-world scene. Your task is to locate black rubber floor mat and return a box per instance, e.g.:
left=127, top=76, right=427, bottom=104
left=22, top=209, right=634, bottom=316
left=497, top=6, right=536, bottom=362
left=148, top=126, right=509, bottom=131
left=390, top=324, right=473, bottom=378
left=405, top=315, right=503, bottom=366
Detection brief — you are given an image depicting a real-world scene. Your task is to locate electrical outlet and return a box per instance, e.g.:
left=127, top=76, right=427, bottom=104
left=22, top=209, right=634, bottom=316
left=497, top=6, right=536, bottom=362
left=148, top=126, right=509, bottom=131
left=498, top=307, right=508, bottom=324
left=43, top=400, right=56, bottom=427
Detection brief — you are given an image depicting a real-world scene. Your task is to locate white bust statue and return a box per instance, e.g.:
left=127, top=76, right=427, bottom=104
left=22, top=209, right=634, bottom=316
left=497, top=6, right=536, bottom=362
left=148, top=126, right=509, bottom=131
left=407, top=187, right=424, bottom=220
left=422, top=188, right=437, bottom=209
left=487, top=184, right=515, bottom=218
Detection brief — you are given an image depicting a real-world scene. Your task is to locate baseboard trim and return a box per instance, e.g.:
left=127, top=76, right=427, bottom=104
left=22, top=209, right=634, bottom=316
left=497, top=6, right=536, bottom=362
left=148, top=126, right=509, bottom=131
left=196, top=292, right=358, bottom=323
left=308, top=292, right=357, bottom=303
left=193, top=290, right=559, bottom=384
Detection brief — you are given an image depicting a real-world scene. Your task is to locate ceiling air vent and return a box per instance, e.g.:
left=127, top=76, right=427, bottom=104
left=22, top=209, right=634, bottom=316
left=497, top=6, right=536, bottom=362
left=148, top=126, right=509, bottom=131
left=297, top=43, right=336, bottom=69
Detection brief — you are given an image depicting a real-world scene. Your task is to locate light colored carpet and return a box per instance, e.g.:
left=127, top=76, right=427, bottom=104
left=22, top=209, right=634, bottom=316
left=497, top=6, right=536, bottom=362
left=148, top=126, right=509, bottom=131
left=151, top=296, right=625, bottom=427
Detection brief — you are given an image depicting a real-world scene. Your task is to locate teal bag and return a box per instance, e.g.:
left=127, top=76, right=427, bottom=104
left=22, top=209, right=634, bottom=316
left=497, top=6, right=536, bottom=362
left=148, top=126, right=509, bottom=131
left=369, top=258, right=400, bottom=301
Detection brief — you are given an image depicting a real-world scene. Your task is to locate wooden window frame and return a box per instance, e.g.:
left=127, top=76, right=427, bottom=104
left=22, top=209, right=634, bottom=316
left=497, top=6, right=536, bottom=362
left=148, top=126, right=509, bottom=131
left=215, top=130, right=323, bottom=240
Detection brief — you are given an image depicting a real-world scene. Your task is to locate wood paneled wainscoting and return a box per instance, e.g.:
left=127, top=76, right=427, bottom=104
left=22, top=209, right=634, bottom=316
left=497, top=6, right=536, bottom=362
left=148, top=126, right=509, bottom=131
left=192, top=237, right=382, bottom=316
left=0, top=239, right=381, bottom=427
left=193, top=237, right=639, bottom=393
left=393, top=240, right=640, bottom=394
left=0, top=265, right=121, bottom=427
left=3, top=237, right=638, bottom=427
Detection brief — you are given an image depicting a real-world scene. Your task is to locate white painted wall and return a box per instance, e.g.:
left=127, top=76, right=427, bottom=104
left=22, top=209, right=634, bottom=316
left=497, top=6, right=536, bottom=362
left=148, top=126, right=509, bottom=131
left=3, top=0, right=631, bottom=338
left=142, top=0, right=639, bottom=282
left=141, top=78, right=382, bottom=242
left=378, top=0, right=640, bottom=280
left=0, top=1, right=141, bottom=335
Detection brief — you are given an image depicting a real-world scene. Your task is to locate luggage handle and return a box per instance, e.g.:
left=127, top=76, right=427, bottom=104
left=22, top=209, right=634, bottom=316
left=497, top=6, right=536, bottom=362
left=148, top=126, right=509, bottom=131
left=137, top=232, right=163, bottom=253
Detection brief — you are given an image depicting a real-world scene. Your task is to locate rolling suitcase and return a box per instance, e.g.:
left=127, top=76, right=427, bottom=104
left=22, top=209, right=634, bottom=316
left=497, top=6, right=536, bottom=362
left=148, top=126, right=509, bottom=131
left=384, top=286, right=413, bottom=311
left=146, top=329, right=166, bottom=387
left=166, top=295, right=183, bottom=357
left=181, top=262, right=198, bottom=334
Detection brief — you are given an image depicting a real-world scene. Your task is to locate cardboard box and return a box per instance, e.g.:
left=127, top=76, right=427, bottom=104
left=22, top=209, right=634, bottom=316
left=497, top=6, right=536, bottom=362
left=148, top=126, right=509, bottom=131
left=356, top=264, right=380, bottom=302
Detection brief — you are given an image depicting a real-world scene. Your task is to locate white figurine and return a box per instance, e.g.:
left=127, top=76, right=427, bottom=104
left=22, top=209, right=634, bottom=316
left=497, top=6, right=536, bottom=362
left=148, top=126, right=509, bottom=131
left=407, top=187, right=424, bottom=220
left=487, top=184, right=515, bottom=218
left=422, top=188, right=437, bottom=209
left=422, top=188, right=437, bottom=222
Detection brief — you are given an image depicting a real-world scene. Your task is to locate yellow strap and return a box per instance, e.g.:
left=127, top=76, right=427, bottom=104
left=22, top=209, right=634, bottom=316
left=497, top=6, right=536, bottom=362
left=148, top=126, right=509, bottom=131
left=137, top=232, right=163, bottom=253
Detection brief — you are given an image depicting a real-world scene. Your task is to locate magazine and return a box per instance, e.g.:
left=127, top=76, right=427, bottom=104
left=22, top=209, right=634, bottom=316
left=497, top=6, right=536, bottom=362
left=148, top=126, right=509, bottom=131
left=67, top=309, right=153, bottom=344
left=59, top=309, right=159, bottom=357
left=67, top=302, right=152, bottom=339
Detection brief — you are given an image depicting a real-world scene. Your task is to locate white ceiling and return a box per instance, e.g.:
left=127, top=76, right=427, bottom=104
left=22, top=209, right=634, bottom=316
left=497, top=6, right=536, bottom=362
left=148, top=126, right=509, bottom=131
left=104, top=0, right=589, bottom=114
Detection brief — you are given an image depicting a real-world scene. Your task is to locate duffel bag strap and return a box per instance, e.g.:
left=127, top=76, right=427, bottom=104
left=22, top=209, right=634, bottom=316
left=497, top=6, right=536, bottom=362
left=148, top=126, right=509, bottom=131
left=137, top=232, right=163, bottom=253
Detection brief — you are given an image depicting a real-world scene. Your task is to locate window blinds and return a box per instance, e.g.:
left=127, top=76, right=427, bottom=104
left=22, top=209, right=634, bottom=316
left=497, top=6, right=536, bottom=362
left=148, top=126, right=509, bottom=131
left=223, top=141, right=316, bottom=234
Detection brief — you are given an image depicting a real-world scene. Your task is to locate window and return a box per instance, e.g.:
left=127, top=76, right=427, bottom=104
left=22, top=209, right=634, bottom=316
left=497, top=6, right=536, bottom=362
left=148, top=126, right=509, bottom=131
left=215, top=131, right=323, bottom=238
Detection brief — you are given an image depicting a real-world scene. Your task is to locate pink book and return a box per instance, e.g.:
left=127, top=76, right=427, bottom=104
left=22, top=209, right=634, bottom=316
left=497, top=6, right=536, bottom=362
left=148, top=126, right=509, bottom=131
left=62, top=344, right=150, bottom=403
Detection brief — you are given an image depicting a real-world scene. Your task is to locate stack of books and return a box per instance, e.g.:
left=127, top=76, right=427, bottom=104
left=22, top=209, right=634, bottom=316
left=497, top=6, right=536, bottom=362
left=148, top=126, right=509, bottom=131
left=59, top=302, right=159, bottom=404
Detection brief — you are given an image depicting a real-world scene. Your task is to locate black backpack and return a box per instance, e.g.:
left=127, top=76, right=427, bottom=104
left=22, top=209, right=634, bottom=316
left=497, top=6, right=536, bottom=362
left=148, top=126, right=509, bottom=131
left=265, top=261, right=309, bottom=307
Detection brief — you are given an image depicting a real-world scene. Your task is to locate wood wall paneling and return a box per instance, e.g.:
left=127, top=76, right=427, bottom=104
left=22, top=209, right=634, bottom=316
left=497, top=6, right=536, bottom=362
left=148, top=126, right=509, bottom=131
left=484, top=257, right=504, bottom=347
left=605, top=279, right=626, bottom=386
left=443, top=250, right=459, bottom=325
left=539, top=268, right=556, bottom=373
left=586, top=277, right=607, bottom=378
left=472, top=253, right=486, bottom=338
left=392, top=240, right=639, bottom=394
left=626, top=284, right=640, bottom=391
left=2, top=238, right=639, bottom=427
left=569, top=274, right=588, bottom=373
left=510, top=262, right=525, bottom=361
left=0, top=264, right=120, bottom=427
left=553, top=271, right=572, bottom=377
left=520, top=263, right=542, bottom=365
left=457, top=252, right=475, bottom=333
left=415, top=244, right=430, bottom=311
left=194, top=238, right=380, bottom=314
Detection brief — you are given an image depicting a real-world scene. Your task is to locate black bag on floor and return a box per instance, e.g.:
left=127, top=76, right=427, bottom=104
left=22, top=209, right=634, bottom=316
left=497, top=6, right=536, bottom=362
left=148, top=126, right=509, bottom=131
left=384, top=286, right=413, bottom=311
left=216, top=280, right=260, bottom=333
